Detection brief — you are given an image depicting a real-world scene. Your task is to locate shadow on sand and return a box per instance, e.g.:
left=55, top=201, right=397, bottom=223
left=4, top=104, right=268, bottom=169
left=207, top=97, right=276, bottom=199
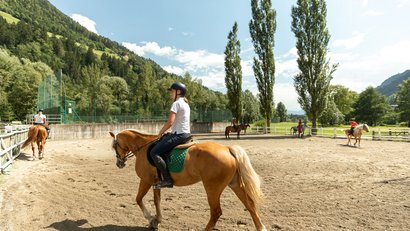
left=16, top=152, right=34, bottom=161
left=337, top=144, right=360, bottom=149
left=46, top=219, right=153, bottom=231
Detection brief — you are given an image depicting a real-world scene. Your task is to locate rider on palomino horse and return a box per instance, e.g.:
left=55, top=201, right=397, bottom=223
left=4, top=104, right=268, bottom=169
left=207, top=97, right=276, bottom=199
left=149, top=82, right=191, bottom=189
left=349, top=118, right=358, bottom=135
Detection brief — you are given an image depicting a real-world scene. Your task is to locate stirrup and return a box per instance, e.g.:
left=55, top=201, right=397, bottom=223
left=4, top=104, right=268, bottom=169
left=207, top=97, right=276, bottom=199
left=153, top=179, right=173, bottom=189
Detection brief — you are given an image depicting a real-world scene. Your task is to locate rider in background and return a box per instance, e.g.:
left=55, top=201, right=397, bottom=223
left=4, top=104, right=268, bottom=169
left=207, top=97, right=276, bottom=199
left=297, top=119, right=303, bottom=136
left=149, top=82, right=191, bottom=189
left=33, top=109, right=50, bottom=137
left=231, top=117, right=238, bottom=130
left=349, top=118, right=358, bottom=135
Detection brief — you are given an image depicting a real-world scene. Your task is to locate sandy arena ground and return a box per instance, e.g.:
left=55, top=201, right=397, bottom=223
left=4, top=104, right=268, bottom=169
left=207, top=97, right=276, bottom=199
left=1, top=134, right=409, bottom=231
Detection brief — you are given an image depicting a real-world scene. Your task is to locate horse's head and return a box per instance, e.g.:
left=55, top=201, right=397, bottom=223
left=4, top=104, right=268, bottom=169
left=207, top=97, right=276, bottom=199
left=109, top=130, right=157, bottom=169
left=363, top=124, right=369, bottom=132
left=109, top=131, right=129, bottom=169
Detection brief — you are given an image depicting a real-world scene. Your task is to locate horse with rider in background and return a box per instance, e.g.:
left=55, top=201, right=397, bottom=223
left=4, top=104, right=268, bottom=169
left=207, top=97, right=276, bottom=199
left=344, top=123, right=370, bottom=147
left=225, top=123, right=250, bottom=139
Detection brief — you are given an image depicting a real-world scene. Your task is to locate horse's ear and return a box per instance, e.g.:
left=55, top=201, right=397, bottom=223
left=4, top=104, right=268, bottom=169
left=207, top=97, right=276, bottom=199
left=109, top=132, right=115, bottom=138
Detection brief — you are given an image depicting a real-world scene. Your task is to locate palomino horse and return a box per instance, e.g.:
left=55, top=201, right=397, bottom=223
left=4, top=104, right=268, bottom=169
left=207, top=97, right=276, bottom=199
left=109, top=129, right=266, bottom=231
left=344, top=124, right=369, bottom=147
left=21, top=124, right=48, bottom=159
left=225, top=123, right=250, bottom=139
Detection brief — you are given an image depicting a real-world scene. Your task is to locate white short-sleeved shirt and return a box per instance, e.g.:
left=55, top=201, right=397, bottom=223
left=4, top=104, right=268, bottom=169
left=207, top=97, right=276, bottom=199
left=170, top=97, right=190, bottom=134
left=34, top=114, right=46, bottom=123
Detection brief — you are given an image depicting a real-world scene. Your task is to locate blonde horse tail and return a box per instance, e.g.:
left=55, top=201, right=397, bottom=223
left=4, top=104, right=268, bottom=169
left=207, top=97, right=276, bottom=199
left=21, top=126, right=38, bottom=149
left=229, top=145, right=263, bottom=210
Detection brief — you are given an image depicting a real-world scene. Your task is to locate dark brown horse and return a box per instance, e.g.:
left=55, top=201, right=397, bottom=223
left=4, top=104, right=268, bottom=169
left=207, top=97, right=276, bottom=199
left=109, top=129, right=266, bottom=231
left=21, top=124, right=48, bottom=159
left=225, top=123, right=250, bottom=139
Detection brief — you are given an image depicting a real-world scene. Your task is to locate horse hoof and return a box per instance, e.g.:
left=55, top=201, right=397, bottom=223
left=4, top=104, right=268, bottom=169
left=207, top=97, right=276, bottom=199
left=149, top=217, right=159, bottom=229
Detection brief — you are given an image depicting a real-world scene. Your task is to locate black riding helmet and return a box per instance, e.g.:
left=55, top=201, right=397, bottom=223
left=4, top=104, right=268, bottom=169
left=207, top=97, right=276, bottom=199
left=168, top=82, right=187, bottom=96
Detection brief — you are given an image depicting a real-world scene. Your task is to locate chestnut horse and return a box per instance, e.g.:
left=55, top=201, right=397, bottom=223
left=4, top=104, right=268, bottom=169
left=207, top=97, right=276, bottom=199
left=109, top=129, right=266, bottom=231
left=21, top=124, right=48, bottom=159
left=344, top=124, right=369, bottom=147
left=225, top=123, right=250, bottom=139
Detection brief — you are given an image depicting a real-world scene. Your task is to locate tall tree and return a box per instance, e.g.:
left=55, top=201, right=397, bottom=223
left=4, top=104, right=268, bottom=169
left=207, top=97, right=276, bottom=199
left=396, top=77, right=410, bottom=126
left=353, top=87, right=389, bottom=126
left=224, top=22, right=243, bottom=122
left=276, top=102, right=287, bottom=122
left=329, top=85, right=358, bottom=120
left=242, top=90, right=260, bottom=123
left=249, top=0, right=276, bottom=128
left=291, top=0, right=338, bottom=131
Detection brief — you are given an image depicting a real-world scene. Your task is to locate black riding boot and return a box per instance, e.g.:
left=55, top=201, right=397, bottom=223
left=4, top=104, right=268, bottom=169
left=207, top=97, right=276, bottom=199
left=152, top=155, right=173, bottom=189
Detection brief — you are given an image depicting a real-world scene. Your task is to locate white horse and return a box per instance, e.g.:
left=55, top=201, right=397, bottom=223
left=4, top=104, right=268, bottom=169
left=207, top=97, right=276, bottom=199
left=344, top=124, right=369, bottom=147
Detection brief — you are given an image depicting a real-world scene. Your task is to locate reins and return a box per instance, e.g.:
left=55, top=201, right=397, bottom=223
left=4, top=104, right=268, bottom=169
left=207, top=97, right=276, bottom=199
left=114, top=137, right=158, bottom=161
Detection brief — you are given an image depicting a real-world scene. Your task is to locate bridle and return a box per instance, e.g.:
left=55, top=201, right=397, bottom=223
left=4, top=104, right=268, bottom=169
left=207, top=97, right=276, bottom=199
left=113, top=137, right=157, bottom=166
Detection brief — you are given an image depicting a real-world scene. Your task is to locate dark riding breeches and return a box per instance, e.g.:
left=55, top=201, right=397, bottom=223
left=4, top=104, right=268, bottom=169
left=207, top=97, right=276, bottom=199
left=149, top=133, right=191, bottom=160
left=34, top=122, right=50, bottom=131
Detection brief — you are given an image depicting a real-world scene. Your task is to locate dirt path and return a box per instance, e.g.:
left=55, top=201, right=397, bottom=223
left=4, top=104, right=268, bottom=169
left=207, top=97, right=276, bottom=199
left=1, top=135, right=409, bottom=230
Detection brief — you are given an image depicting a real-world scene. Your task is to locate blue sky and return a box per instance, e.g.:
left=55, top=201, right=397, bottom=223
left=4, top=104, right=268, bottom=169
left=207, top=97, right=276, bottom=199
left=48, top=0, right=410, bottom=113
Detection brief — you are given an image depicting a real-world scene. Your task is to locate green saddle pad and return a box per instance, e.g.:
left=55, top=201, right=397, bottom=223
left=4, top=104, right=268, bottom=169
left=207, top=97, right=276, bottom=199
left=166, top=148, right=188, bottom=173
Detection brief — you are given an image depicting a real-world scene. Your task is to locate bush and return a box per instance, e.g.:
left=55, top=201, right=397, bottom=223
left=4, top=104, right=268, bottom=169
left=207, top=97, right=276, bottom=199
left=399, top=122, right=408, bottom=127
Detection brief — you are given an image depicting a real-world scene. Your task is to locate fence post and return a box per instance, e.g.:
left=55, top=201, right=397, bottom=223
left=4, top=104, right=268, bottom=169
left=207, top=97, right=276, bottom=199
left=333, top=127, right=337, bottom=138
left=378, top=128, right=381, bottom=139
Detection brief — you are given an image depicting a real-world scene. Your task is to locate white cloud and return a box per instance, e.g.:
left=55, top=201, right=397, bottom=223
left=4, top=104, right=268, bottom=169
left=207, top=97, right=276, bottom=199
left=174, top=50, right=224, bottom=71
left=332, top=40, right=410, bottom=92
left=274, top=83, right=300, bottom=112
left=168, top=27, right=174, bottom=31
left=182, top=32, right=194, bottom=37
left=363, top=10, right=385, bottom=16
left=71, top=14, right=98, bottom=34
left=397, top=0, right=410, bottom=7
left=195, top=71, right=226, bottom=90
left=122, top=41, right=176, bottom=57
left=163, top=65, right=184, bottom=75
left=333, top=33, right=366, bottom=49
left=361, top=0, right=369, bottom=7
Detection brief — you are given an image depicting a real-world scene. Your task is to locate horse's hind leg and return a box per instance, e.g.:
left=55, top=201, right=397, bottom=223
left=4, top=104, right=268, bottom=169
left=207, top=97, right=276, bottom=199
left=31, top=142, right=36, bottom=159
left=229, top=174, right=266, bottom=231
left=203, top=184, right=224, bottom=231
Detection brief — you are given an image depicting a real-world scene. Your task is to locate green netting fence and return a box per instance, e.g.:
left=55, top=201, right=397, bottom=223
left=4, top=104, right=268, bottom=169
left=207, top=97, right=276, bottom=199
left=36, top=71, right=232, bottom=124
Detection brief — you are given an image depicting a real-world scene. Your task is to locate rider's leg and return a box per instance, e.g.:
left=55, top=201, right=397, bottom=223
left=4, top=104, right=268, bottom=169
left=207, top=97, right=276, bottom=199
left=149, top=135, right=176, bottom=188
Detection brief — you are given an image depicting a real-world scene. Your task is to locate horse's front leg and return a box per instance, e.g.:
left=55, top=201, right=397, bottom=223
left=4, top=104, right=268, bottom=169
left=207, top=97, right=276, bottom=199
left=152, top=188, right=162, bottom=227
left=136, top=180, right=158, bottom=229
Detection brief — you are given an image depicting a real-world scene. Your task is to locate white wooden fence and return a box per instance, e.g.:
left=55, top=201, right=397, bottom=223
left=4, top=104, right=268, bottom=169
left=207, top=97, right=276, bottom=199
left=249, top=126, right=410, bottom=141
left=0, top=128, right=29, bottom=174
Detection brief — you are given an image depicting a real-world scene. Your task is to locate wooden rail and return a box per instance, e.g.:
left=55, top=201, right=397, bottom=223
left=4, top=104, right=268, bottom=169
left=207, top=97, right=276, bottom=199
left=0, top=129, right=29, bottom=174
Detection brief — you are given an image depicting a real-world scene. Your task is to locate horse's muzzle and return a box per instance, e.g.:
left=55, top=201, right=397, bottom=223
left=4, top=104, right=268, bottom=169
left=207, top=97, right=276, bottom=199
left=116, top=158, right=125, bottom=168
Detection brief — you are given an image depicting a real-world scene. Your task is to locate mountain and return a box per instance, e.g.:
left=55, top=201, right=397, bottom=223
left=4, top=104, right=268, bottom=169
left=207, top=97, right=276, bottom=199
left=376, top=70, right=410, bottom=97
left=0, top=0, right=230, bottom=122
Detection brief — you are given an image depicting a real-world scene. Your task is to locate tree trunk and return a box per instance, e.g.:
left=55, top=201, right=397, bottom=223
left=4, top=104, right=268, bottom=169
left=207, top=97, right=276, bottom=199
left=311, top=117, right=317, bottom=135
left=266, top=118, right=270, bottom=133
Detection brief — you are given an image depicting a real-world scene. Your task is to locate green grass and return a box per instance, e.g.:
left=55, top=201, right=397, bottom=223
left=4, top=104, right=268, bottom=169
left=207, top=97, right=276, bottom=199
left=0, top=11, right=20, bottom=24
left=250, top=121, right=409, bottom=136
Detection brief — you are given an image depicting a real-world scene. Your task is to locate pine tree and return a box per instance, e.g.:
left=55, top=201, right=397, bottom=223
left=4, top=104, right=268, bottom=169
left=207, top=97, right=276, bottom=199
left=249, top=0, right=276, bottom=128
left=291, top=0, right=338, bottom=131
left=224, top=22, right=243, bottom=122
